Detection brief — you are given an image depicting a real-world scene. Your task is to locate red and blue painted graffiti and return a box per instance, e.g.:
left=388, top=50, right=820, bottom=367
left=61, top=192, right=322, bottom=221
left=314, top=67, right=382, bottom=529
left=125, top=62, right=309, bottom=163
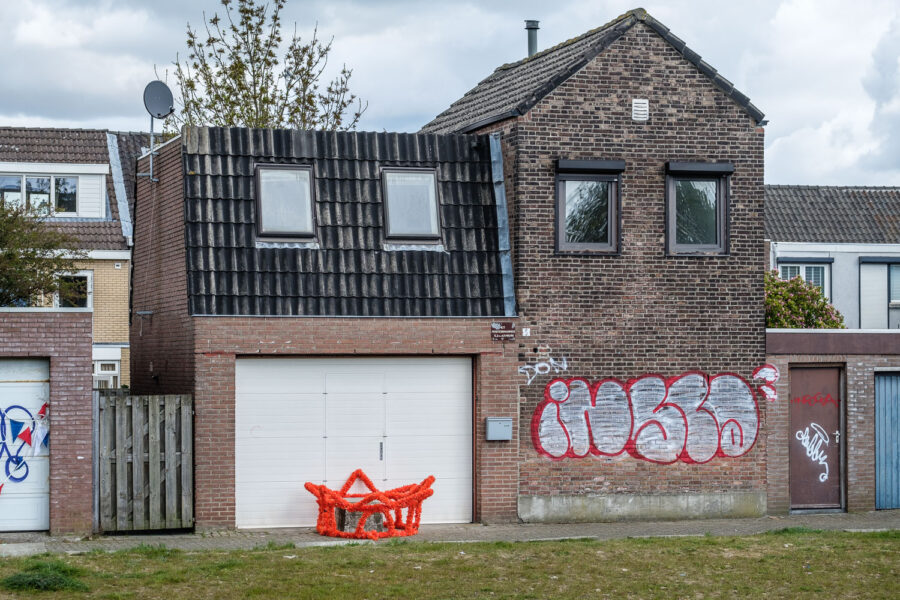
left=531, top=365, right=778, bottom=464
left=0, top=403, right=49, bottom=493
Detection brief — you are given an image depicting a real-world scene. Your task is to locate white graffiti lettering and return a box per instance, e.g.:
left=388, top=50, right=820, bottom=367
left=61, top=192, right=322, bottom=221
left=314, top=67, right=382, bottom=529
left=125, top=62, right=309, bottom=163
left=531, top=366, right=774, bottom=464
left=795, top=423, right=830, bottom=482
left=519, top=356, right=568, bottom=385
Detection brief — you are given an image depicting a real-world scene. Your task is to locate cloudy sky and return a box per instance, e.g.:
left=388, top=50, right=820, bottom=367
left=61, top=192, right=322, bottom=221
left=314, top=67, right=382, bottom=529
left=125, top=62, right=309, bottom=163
left=1, top=0, right=899, bottom=185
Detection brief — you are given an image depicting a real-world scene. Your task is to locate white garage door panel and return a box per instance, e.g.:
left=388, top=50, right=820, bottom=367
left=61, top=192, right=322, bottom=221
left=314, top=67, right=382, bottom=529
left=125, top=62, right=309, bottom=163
left=235, top=481, right=319, bottom=527
left=235, top=357, right=472, bottom=528
left=387, top=393, right=472, bottom=435
left=0, top=359, right=50, bottom=532
left=235, top=393, right=324, bottom=438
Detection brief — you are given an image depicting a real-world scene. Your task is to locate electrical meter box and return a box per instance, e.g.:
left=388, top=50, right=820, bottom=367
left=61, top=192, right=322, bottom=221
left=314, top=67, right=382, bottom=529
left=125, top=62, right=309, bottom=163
left=485, top=417, right=513, bottom=441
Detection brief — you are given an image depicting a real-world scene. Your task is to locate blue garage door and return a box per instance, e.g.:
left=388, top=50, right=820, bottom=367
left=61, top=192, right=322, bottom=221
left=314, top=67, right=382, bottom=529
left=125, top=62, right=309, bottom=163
left=875, top=374, right=900, bottom=509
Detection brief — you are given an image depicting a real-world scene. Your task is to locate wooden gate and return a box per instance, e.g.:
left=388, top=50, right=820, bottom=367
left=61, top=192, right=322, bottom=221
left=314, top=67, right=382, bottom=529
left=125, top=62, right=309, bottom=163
left=94, top=391, right=193, bottom=532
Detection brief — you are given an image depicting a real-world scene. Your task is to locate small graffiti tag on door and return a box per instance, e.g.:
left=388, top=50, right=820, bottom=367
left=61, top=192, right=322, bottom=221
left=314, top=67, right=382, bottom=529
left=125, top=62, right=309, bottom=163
left=531, top=365, right=777, bottom=464
left=795, top=423, right=830, bottom=482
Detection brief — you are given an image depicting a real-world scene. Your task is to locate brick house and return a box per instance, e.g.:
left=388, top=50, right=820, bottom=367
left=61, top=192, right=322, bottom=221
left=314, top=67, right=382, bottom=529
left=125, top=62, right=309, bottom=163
left=131, top=8, right=772, bottom=527
left=0, top=127, right=144, bottom=532
left=765, top=186, right=900, bottom=512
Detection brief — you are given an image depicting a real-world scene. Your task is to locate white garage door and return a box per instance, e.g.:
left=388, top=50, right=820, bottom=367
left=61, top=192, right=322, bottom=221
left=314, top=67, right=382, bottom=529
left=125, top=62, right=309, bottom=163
left=235, top=357, right=473, bottom=528
left=0, top=359, right=50, bottom=531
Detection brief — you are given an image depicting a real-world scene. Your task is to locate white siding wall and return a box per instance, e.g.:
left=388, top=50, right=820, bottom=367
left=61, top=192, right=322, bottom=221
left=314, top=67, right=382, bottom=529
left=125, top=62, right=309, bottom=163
left=76, top=174, right=104, bottom=218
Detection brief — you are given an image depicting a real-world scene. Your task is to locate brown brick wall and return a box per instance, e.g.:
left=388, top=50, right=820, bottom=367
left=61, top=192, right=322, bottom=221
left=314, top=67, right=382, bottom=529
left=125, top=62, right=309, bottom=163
left=130, top=139, right=194, bottom=394
left=0, top=311, right=93, bottom=534
left=766, top=352, right=898, bottom=513
left=191, top=317, right=520, bottom=528
left=481, top=23, right=767, bottom=501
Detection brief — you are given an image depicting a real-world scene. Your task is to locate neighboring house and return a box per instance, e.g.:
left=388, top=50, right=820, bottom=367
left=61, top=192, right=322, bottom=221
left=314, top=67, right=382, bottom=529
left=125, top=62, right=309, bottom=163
left=766, top=185, right=900, bottom=329
left=0, top=126, right=145, bottom=533
left=0, top=127, right=145, bottom=388
left=131, top=7, right=774, bottom=529
left=765, top=186, right=900, bottom=512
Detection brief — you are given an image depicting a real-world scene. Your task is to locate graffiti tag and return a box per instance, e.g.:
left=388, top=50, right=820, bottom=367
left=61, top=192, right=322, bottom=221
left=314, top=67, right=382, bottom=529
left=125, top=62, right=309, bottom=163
left=531, top=365, right=777, bottom=464
left=795, top=423, right=830, bottom=482
left=519, top=356, right=568, bottom=385
left=792, top=393, right=838, bottom=407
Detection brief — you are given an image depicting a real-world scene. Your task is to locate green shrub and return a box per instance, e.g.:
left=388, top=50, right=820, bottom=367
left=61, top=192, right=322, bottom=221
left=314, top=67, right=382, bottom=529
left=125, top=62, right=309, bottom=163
left=765, top=270, right=845, bottom=328
left=0, top=559, right=89, bottom=592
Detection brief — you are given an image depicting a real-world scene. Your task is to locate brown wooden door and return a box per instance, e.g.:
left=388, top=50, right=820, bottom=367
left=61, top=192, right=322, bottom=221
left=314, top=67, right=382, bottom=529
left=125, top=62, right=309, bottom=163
left=790, top=367, right=842, bottom=509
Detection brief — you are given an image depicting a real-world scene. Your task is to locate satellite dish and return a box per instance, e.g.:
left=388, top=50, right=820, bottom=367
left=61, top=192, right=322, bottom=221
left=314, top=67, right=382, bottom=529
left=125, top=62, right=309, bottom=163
left=143, top=80, right=174, bottom=119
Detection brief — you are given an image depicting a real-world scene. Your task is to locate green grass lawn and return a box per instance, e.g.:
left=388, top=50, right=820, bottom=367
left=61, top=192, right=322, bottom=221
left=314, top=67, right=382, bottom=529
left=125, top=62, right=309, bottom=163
left=0, top=529, right=896, bottom=599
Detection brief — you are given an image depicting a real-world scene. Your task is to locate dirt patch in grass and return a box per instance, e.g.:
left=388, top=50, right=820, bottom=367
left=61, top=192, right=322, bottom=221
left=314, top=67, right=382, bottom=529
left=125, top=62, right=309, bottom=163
left=0, top=530, right=896, bottom=599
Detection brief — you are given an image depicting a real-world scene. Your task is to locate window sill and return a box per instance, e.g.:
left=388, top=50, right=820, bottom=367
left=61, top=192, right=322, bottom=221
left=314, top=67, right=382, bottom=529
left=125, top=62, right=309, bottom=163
left=255, top=239, right=320, bottom=250
left=383, top=242, right=447, bottom=253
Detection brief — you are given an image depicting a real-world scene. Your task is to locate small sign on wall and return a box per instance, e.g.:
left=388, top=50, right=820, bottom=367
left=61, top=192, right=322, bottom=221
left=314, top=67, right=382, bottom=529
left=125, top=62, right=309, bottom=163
left=490, top=321, right=515, bottom=342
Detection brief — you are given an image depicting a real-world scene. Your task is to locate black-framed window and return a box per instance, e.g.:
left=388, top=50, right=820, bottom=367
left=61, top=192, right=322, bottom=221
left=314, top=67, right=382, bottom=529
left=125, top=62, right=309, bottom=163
left=382, top=168, right=440, bottom=240
left=555, top=159, right=624, bottom=253
left=58, top=273, right=91, bottom=308
left=665, top=162, right=732, bottom=255
left=255, top=164, right=315, bottom=237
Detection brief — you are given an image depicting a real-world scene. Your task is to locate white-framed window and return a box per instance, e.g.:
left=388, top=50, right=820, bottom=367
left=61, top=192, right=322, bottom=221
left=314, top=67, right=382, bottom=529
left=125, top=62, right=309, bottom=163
left=55, top=270, right=93, bottom=309
left=0, top=173, right=79, bottom=215
left=92, top=360, right=120, bottom=389
left=779, top=263, right=830, bottom=298
left=382, top=168, right=441, bottom=240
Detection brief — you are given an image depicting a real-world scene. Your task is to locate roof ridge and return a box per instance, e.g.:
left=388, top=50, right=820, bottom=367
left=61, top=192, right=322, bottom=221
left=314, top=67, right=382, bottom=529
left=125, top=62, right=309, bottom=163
left=766, top=184, right=900, bottom=191
left=492, top=8, right=644, bottom=73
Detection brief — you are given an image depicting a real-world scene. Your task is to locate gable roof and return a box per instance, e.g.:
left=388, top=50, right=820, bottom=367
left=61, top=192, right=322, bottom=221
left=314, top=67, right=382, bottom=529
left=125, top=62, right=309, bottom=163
left=181, top=126, right=507, bottom=317
left=0, top=127, right=143, bottom=250
left=765, top=185, right=900, bottom=244
left=421, top=8, right=765, bottom=134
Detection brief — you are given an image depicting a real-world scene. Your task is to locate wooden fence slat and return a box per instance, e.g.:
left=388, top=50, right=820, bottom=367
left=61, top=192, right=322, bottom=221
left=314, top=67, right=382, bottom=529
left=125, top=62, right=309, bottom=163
left=180, top=396, right=194, bottom=526
left=115, top=394, right=130, bottom=531
left=164, top=396, right=179, bottom=528
left=99, top=394, right=114, bottom=531
left=148, top=395, right=162, bottom=529
left=95, top=392, right=193, bottom=533
left=131, top=396, right=147, bottom=530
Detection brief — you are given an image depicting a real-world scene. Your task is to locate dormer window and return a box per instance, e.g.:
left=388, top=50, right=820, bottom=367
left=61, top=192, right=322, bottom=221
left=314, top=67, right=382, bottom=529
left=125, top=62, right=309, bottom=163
left=0, top=174, right=78, bottom=215
left=382, top=169, right=440, bottom=240
left=255, top=165, right=315, bottom=238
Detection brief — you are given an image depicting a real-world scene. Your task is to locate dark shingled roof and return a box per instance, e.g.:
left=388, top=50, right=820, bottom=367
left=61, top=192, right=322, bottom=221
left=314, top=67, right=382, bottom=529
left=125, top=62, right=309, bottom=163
left=182, top=126, right=506, bottom=317
left=0, top=127, right=110, bottom=163
left=421, top=8, right=765, bottom=134
left=0, top=127, right=133, bottom=250
left=113, top=131, right=150, bottom=221
left=765, top=185, right=900, bottom=243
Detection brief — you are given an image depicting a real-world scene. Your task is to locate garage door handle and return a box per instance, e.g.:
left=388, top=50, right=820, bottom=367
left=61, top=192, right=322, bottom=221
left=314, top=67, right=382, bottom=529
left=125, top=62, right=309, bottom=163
left=379, top=441, right=383, bottom=461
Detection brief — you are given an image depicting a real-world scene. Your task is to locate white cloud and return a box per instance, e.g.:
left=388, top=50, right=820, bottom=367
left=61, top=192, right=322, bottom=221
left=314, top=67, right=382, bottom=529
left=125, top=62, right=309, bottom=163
left=0, top=0, right=899, bottom=185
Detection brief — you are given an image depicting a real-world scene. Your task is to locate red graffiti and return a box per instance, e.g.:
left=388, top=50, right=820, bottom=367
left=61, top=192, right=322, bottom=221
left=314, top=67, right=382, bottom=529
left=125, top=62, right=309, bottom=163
left=532, top=366, right=774, bottom=464
left=791, top=393, right=839, bottom=406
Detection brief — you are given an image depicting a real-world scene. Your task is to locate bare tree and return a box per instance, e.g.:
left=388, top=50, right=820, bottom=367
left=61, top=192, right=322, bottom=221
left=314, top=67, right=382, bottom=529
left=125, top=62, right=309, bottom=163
left=166, top=0, right=366, bottom=131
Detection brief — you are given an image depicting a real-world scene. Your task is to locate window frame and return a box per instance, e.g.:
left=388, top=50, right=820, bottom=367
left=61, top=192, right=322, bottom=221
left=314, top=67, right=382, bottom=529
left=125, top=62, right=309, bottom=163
left=54, top=270, right=93, bottom=309
left=665, top=162, right=732, bottom=256
left=778, top=261, right=832, bottom=300
left=0, top=173, right=80, bottom=216
left=92, top=360, right=120, bottom=390
left=381, top=167, right=442, bottom=242
left=254, top=163, right=316, bottom=239
left=554, top=159, right=624, bottom=255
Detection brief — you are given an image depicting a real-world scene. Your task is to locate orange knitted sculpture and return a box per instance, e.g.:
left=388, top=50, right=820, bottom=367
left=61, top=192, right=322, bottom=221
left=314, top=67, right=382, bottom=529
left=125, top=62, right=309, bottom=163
left=304, top=469, right=435, bottom=540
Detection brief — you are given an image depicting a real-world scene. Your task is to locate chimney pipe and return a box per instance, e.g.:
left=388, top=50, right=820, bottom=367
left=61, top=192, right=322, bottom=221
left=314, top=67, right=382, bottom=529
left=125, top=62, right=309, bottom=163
left=525, top=20, right=539, bottom=57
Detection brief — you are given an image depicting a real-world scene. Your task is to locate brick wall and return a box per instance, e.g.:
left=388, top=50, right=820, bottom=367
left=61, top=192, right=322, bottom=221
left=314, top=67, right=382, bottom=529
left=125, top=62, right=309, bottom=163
left=480, top=22, right=767, bottom=506
left=75, top=259, right=129, bottom=344
left=130, top=138, right=194, bottom=394
left=191, top=316, right=520, bottom=528
left=766, top=348, right=899, bottom=513
left=0, top=311, right=93, bottom=534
